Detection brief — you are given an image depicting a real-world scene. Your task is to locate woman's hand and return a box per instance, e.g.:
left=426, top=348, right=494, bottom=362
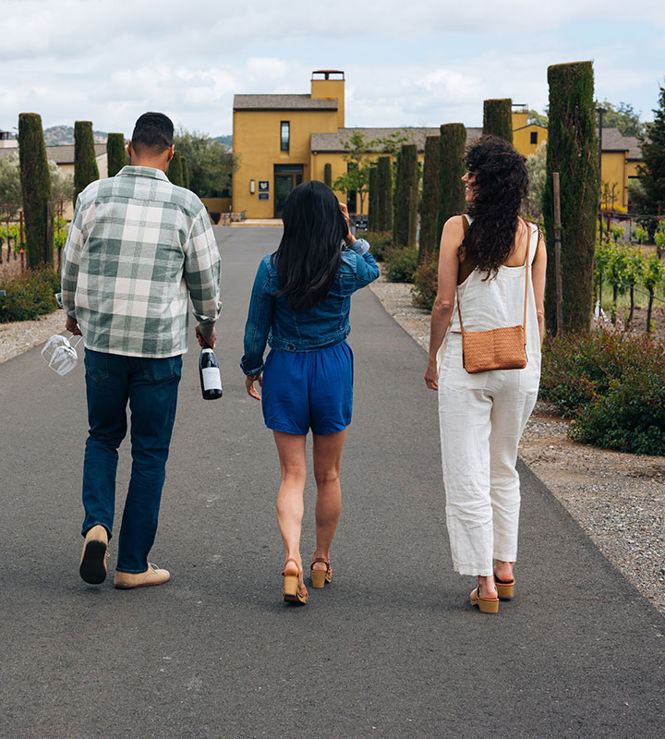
left=339, top=203, right=355, bottom=244
left=424, top=357, right=439, bottom=391
left=245, top=374, right=262, bottom=400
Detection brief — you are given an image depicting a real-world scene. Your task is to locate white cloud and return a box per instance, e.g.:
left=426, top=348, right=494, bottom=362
left=0, top=0, right=663, bottom=135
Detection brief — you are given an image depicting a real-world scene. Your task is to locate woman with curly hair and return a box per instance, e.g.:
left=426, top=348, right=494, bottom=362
left=424, top=135, right=547, bottom=614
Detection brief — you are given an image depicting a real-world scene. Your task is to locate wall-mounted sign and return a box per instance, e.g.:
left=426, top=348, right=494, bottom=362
left=258, top=193, right=269, bottom=200
left=258, top=180, right=269, bottom=192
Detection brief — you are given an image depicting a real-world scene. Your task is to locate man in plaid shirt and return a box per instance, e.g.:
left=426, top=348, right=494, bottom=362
left=62, top=112, right=221, bottom=589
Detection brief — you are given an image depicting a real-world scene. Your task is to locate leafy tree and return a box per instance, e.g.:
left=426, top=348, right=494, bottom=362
left=49, top=161, right=74, bottom=203
left=637, top=84, right=665, bottom=218
left=323, top=162, right=332, bottom=187
left=528, top=109, right=548, bottom=127
left=333, top=131, right=374, bottom=214
left=0, top=155, right=22, bottom=214
left=525, top=142, right=547, bottom=220
left=605, top=244, right=629, bottom=324
left=18, top=112, right=53, bottom=268
left=597, top=100, right=644, bottom=137
left=74, top=121, right=100, bottom=203
left=543, top=61, right=600, bottom=333
left=418, top=135, right=440, bottom=262
left=173, top=129, right=237, bottom=198
left=181, top=155, right=191, bottom=190
left=107, top=133, right=128, bottom=177
left=483, top=99, right=513, bottom=143
left=623, top=247, right=644, bottom=327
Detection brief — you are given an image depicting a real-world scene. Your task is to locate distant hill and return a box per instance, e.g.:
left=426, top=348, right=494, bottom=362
left=44, top=125, right=108, bottom=146
left=44, top=126, right=232, bottom=148
left=214, top=135, right=232, bottom=149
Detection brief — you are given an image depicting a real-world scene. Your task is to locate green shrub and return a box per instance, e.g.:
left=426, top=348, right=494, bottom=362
left=384, top=246, right=418, bottom=283
left=0, top=268, right=60, bottom=322
left=362, top=231, right=393, bottom=262
left=412, top=253, right=438, bottom=310
left=540, top=329, right=665, bottom=454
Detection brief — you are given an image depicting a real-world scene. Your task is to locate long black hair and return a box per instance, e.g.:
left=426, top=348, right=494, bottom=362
left=461, top=135, right=529, bottom=279
left=273, top=181, right=347, bottom=310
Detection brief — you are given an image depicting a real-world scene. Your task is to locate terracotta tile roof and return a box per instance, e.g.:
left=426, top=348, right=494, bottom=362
left=310, top=126, right=483, bottom=153
left=234, top=94, right=338, bottom=111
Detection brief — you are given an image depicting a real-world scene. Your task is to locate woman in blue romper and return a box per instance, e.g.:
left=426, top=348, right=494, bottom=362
left=241, top=181, right=379, bottom=605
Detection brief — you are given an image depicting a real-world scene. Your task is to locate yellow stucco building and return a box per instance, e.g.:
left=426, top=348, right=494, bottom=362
left=232, top=71, right=642, bottom=218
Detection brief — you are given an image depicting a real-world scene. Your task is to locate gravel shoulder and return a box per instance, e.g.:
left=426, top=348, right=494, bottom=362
left=2, top=281, right=664, bottom=616
left=369, top=272, right=665, bottom=616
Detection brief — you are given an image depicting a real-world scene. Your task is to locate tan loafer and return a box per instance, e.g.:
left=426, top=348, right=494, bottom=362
left=79, top=525, right=108, bottom=584
left=114, top=563, right=170, bottom=589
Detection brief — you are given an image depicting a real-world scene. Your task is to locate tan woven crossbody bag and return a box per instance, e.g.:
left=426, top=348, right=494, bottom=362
left=457, top=217, right=530, bottom=374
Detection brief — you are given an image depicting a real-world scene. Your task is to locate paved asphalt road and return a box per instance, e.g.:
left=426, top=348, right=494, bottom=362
left=1, top=227, right=664, bottom=738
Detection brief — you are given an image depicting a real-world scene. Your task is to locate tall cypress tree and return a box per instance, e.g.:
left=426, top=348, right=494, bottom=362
left=323, top=162, right=332, bottom=188
left=368, top=165, right=378, bottom=232
left=376, top=155, right=393, bottom=232
left=543, top=61, right=599, bottom=333
left=438, top=123, right=466, bottom=237
left=168, top=151, right=185, bottom=187
left=74, top=121, right=99, bottom=203
left=106, top=133, right=128, bottom=177
left=181, top=155, right=191, bottom=190
left=18, top=113, right=53, bottom=268
left=483, top=99, right=513, bottom=143
left=393, top=144, right=418, bottom=247
left=419, top=135, right=440, bottom=263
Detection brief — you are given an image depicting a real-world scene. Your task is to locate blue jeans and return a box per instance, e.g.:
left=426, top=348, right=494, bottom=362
left=82, top=349, right=182, bottom=573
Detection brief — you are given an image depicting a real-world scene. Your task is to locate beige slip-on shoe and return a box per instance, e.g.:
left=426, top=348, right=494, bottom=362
left=470, top=586, right=499, bottom=614
left=79, top=525, right=108, bottom=584
left=114, top=563, right=170, bottom=589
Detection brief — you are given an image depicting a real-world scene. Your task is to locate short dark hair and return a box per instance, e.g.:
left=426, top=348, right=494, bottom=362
left=131, top=112, right=174, bottom=152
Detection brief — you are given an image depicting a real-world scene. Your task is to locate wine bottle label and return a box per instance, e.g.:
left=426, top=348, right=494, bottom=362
left=201, top=367, right=222, bottom=391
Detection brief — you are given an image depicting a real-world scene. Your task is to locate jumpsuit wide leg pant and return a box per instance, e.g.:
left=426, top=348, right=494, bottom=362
left=437, top=336, right=539, bottom=577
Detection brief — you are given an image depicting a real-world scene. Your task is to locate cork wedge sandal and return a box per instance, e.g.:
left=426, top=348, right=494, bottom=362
left=494, top=571, right=515, bottom=601
left=470, top=586, right=499, bottom=614
left=310, top=557, right=333, bottom=589
left=282, top=558, right=308, bottom=605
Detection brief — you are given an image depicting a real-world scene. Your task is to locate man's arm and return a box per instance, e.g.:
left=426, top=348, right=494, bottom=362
left=61, top=196, right=84, bottom=334
left=184, top=206, right=222, bottom=347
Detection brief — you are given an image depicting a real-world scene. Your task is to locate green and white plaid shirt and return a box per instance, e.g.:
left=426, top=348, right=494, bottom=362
left=62, top=166, right=222, bottom=358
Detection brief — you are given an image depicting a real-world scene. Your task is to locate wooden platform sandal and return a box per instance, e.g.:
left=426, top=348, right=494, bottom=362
left=282, top=558, right=308, bottom=605
left=310, top=557, right=333, bottom=589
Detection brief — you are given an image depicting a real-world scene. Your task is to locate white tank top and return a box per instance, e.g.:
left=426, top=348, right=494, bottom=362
left=449, top=219, right=541, bottom=358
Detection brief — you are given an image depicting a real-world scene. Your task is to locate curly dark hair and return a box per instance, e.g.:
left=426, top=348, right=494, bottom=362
left=461, top=135, right=528, bottom=279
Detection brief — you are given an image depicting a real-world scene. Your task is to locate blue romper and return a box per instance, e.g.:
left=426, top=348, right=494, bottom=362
left=241, top=239, right=379, bottom=435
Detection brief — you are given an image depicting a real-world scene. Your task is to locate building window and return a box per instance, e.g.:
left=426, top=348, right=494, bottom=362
left=280, top=121, right=290, bottom=152
left=530, top=131, right=538, bottom=145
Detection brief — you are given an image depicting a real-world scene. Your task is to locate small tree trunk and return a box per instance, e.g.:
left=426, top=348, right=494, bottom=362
left=627, top=286, right=635, bottom=326
left=646, top=290, right=654, bottom=334
left=612, top=284, right=618, bottom=324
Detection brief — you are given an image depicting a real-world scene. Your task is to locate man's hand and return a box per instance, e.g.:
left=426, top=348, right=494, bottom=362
left=195, top=324, right=216, bottom=348
left=245, top=374, right=262, bottom=400
left=66, top=316, right=82, bottom=336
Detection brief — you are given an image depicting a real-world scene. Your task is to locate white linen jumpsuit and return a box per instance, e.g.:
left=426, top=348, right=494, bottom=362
left=437, top=221, right=541, bottom=577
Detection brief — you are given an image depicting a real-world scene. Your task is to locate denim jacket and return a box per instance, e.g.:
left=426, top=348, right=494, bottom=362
left=241, top=239, right=379, bottom=375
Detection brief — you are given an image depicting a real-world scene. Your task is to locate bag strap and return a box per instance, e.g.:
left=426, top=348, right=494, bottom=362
left=456, top=216, right=531, bottom=335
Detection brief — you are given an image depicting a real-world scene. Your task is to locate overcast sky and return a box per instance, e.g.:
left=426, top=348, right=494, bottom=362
left=1, top=0, right=663, bottom=138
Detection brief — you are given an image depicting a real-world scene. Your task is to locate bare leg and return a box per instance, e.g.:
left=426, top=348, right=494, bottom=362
left=311, top=429, right=347, bottom=572
left=273, top=431, right=307, bottom=590
left=477, top=574, right=498, bottom=599
left=494, top=560, right=514, bottom=582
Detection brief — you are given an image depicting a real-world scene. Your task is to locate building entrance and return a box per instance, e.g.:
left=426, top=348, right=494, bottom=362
left=274, top=165, right=303, bottom=218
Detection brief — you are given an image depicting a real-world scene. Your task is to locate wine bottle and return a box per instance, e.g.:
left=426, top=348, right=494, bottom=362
left=199, top=347, right=222, bottom=400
